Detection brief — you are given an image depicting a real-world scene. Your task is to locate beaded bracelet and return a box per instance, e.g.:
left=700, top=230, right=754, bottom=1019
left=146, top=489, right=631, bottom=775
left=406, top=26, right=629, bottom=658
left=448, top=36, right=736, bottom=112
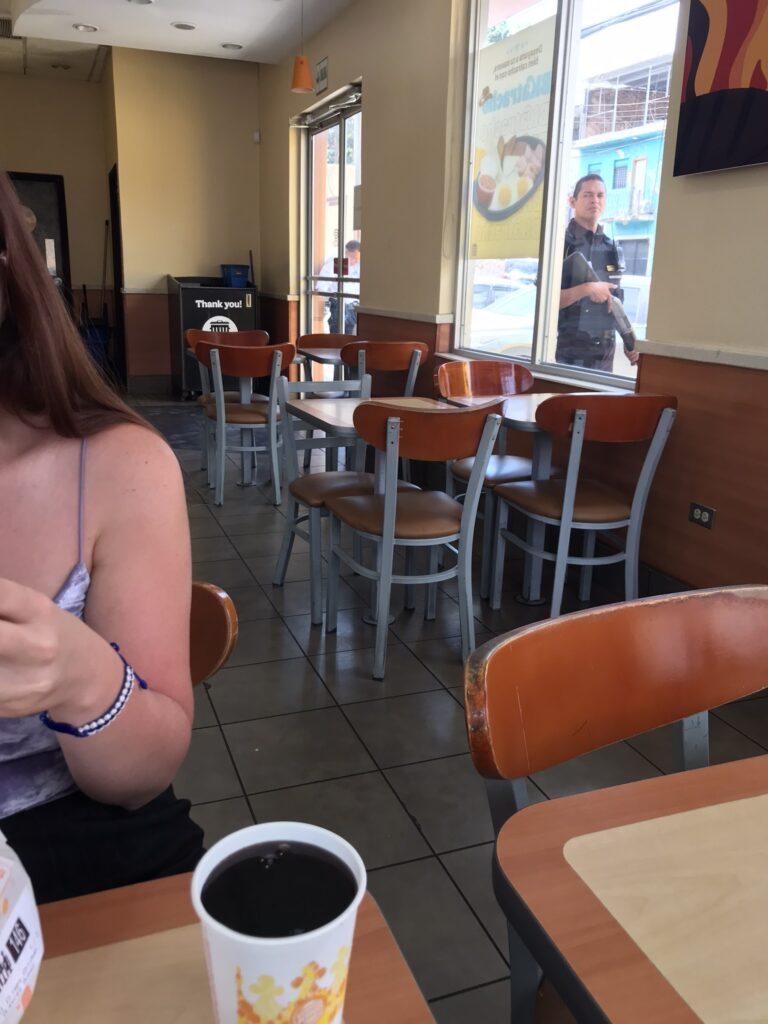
left=39, top=643, right=149, bottom=738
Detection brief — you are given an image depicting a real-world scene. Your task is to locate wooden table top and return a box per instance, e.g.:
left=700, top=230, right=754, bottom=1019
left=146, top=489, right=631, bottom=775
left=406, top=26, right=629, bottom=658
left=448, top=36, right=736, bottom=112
left=446, top=391, right=566, bottom=430
left=31, top=873, right=434, bottom=1023
left=297, top=345, right=344, bottom=364
left=495, top=754, right=768, bottom=1023
left=286, top=395, right=446, bottom=434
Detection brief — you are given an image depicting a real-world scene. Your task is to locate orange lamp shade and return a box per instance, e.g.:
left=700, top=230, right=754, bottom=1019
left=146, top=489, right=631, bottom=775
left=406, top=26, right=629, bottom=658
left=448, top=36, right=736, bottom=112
left=291, top=55, right=314, bottom=93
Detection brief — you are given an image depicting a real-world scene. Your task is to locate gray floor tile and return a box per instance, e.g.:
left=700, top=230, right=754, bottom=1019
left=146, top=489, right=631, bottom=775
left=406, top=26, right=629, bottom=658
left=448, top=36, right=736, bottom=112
left=189, top=797, right=255, bottom=848
left=209, top=496, right=278, bottom=519
left=231, top=532, right=309, bottom=559
left=368, top=858, right=508, bottom=1000
left=191, top=535, right=240, bottom=562
left=407, top=634, right=493, bottom=690
left=628, top=713, right=766, bottom=774
left=447, top=685, right=464, bottom=706
left=174, top=726, right=243, bottom=804
left=224, top=708, right=376, bottom=793
left=227, top=618, right=304, bottom=666
left=192, top=558, right=256, bottom=589
left=217, top=511, right=288, bottom=534
left=430, top=981, right=510, bottom=1024
left=531, top=741, right=661, bottom=800
left=713, top=696, right=768, bottom=750
left=209, top=658, right=333, bottom=722
left=389, top=595, right=473, bottom=643
left=311, top=644, right=442, bottom=704
left=386, top=754, right=499, bottom=852
left=284, top=608, right=380, bottom=656
left=441, top=843, right=508, bottom=951
left=247, top=553, right=312, bottom=584
left=267, top=578, right=363, bottom=618
left=187, top=502, right=215, bottom=520
left=193, top=684, right=217, bottom=728
left=224, top=585, right=279, bottom=622
left=344, top=691, right=468, bottom=769
left=248, top=772, right=431, bottom=869
left=189, top=518, right=225, bottom=539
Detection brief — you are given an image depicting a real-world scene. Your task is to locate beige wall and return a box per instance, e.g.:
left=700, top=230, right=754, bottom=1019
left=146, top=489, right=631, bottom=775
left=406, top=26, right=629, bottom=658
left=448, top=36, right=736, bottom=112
left=0, top=72, right=109, bottom=287
left=111, top=48, right=261, bottom=293
left=648, top=0, right=768, bottom=354
left=258, top=0, right=467, bottom=318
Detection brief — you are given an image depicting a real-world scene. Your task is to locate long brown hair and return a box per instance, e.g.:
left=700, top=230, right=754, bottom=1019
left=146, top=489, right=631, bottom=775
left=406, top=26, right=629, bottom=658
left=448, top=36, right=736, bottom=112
left=0, top=170, right=146, bottom=437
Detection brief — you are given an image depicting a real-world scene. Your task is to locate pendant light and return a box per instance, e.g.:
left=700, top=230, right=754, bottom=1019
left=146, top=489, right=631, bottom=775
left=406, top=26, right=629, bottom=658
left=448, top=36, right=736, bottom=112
left=291, top=0, right=313, bottom=93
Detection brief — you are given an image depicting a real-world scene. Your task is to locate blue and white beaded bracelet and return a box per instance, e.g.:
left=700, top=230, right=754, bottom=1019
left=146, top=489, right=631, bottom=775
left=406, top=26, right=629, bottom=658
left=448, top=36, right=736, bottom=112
left=39, top=643, right=149, bottom=738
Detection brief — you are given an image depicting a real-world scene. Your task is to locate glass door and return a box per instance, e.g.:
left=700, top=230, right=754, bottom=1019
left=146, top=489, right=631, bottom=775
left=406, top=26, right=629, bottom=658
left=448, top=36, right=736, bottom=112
left=307, top=107, right=362, bottom=337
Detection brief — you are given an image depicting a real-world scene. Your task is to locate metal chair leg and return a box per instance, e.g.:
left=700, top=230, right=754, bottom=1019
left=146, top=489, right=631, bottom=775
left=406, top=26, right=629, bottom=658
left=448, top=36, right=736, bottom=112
left=273, top=500, right=299, bottom=586
left=579, top=531, right=596, bottom=602
left=373, top=537, right=395, bottom=680
left=624, top=523, right=641, bottom=601
left=214, top=423, right=226, bottom=506
left=479, top=490, right=495, bottom=600
left=490, top=501, right=509, bottom=610
left=404, top=548, right=416, bottom=610
left=325, top=516, right=342, bottom=633
left=269, top=420, right=281, bottom=506
left=308, top=507, right=323, bottom=626
left=425, top=546, right=439, bottom=620
left=199, top=419, right=208, bottom=472
left=550, top=519, right=572, bottom=619
left=457, top=541, right=476, bottom=661
left=679, top=712, right=710, bottom=770
left=505, top=920, right=542, bottom=1024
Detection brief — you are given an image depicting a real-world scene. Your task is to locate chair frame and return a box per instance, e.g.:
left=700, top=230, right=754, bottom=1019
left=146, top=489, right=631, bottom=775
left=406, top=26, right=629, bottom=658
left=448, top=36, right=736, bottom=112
left=464, top=586, right=768, bottom=1022
left=200, top=343, right=293, bottom=506
left=273, top=373, right=372, bottom=624
left=491, top=395, right=677, bottom=617
left=190, top=581, right=239, bottom=686
left=325, top=404, right=501, bottom=679
left=341, top=341, right=427, bottom=398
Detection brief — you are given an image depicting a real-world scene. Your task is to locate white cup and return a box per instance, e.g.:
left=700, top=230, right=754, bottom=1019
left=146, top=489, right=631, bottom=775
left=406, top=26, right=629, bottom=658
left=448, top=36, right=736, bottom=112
left=191, top=822, right=366, bottom=1024
left=0, top=831, right=44, bottom=1024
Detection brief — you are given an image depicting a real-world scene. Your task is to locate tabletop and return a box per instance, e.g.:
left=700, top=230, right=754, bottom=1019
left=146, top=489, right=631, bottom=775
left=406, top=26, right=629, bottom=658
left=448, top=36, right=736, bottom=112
left=286, top=395, right=446, bottom=434
left=495, top=753, right=768, bottom=1023
left=29, top=873, right=435, bottom=1024
left=297, top=345, right=344, bottom=365
left=446, top=391, right=570, bottom=430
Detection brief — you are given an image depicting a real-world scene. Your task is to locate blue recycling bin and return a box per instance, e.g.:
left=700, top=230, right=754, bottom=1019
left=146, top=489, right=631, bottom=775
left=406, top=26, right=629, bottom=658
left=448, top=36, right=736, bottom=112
left=221, top=264, right=249, bottom=288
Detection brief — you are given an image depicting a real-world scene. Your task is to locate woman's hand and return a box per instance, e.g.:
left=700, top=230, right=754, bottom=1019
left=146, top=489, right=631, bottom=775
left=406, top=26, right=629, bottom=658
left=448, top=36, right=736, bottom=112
left=0, top=577, right=111, bottom=721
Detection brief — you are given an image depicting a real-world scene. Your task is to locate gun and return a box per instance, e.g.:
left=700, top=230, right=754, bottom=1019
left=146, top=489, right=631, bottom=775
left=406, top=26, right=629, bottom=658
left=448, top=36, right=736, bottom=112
left=563, top=251, right=637, bottom=351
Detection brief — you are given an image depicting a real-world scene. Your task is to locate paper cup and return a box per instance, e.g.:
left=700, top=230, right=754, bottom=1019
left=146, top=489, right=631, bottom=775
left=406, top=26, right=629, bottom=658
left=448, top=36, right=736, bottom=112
left=0, top=831, right=44, bottom=1024
left=191, top=822, right=366, bottom=1024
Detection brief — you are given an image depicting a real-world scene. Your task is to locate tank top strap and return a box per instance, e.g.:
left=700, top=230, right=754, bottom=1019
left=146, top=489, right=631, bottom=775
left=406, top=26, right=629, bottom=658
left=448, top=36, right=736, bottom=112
left=77, top=438, right=87, bottom=564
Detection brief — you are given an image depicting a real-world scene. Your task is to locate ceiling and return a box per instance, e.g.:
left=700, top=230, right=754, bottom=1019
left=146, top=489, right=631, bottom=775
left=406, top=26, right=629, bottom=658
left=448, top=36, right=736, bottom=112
left=7, top=0, right=355, bottom=65
left=0, top=31, right=105, bottom=79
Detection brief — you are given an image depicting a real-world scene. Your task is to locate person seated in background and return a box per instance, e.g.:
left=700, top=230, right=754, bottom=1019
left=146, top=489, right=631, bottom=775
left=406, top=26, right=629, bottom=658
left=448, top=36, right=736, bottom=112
left=0, top=170, right=203, bottom=903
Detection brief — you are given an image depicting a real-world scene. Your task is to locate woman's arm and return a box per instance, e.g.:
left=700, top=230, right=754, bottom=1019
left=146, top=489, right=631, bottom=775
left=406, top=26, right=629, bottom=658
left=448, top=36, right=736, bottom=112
left=0, top=425, right=195, bottom=808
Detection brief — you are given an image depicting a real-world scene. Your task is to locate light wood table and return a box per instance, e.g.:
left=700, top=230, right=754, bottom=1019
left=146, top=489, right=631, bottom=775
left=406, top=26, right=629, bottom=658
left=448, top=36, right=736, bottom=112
left=495, top=754, right=768, bottom=1023
left=29, top=873, right=435, bottom=1023
left=297, top=345, right=345, bottom=385
left=286, top=395, right=446, bottom=438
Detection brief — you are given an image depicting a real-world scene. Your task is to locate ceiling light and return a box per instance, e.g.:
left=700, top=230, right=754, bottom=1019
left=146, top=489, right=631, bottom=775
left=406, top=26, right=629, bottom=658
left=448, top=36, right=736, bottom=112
left=126, top=0, right=154, bottom=4
left=291, top=0, right=313, bottom=94
left=73, top=22, right=98, bottom=32
left=51, top=63, right=72, bottom=70
left=171, top=22, right=196, bottom=30
left=221, top=43, right=242, bottom=50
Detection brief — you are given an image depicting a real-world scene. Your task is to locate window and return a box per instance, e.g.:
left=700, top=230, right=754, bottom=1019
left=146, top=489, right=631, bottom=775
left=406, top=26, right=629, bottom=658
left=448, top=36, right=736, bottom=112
left=458, top=0, right=679, bottom=383
left=613, top=161, right=628, bottom=189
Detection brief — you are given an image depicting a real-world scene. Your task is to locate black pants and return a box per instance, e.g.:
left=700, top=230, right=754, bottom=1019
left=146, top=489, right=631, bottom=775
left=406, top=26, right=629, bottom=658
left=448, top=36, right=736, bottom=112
left=1, top=786, right=204, bottom=904
left=555, top=331, right=616, bottom=372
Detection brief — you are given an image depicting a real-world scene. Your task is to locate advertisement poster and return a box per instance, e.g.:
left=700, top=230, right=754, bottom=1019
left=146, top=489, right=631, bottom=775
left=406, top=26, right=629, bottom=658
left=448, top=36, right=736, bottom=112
left=469, top=17, right=555, bottom=260
left=674, top=0, right=768, bottom=175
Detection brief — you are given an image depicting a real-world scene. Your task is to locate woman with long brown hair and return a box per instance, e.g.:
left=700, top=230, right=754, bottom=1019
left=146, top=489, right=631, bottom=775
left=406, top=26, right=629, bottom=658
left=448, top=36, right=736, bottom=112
left=0, top=170, right=203, bottom=901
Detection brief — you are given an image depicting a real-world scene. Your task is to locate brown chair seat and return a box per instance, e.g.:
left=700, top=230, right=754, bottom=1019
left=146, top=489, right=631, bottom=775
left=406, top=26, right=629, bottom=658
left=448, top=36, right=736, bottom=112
left=290, top=472, right=419, bottom=508
left=204, top=403, right=277, bottom=425
left=199, top=392, right=268, bottom=406
left=452, top=454, right=533, bottom=486
left=326, top=490, right=463, bottom=540
left=494, top=478, right=631, bottom=523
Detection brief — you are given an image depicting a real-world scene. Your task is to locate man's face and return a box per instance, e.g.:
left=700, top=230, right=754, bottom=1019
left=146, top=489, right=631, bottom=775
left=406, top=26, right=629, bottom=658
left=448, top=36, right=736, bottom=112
left=346, top=248, right=360, bottom=268
left=570, top=181, right=606, bottom=225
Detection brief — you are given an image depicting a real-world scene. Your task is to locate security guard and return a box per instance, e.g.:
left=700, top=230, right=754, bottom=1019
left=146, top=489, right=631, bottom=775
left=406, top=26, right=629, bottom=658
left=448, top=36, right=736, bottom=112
left=557, top=173, right=639, bottom=372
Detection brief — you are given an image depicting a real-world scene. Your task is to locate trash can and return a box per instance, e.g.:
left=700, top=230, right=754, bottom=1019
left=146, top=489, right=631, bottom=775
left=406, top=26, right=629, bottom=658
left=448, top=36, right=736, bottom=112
left=221, top=264, right=250, bottom=288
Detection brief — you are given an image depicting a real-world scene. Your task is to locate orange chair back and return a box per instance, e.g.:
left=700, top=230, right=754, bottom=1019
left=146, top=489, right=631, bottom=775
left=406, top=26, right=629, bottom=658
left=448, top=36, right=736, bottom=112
left=195, top=341, right=295, bottom=378
left=185, top=329, right=269, bottom=350
left=436, top=359, right=534, bottom=399
left=340, top=341, right=429, bottom=372
left=536, top=393, right=677, bottom=443
left=298, top=332, right=354, bottom=350
left=190, top=582, right=239, bottom=686
left=353, top=401, right=503, bottom=461
left=466, top=586, right=768, bottom=780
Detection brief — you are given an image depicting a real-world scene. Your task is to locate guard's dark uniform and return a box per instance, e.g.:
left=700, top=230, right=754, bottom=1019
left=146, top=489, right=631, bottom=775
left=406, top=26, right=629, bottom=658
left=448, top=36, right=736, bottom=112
left=557, top=219, right=623, bottom=371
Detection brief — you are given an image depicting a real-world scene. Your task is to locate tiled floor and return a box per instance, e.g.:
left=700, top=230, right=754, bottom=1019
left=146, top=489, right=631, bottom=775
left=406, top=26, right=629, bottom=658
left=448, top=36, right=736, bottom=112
left=159, top=411, right=768, bottom=1023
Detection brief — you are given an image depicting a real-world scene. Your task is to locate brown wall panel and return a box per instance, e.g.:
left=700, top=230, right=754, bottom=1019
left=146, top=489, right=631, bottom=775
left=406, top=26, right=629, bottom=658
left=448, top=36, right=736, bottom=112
left=124, top=293, right=172, bottom=377
left=356, top=313, right=453, bottom=396
left=259, top=295, right=299, bottom=346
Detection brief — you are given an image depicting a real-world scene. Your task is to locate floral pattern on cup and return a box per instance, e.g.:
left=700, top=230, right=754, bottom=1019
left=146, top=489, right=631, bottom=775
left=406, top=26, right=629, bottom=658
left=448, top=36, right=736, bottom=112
left=236, top=946, right=350, bottom=1024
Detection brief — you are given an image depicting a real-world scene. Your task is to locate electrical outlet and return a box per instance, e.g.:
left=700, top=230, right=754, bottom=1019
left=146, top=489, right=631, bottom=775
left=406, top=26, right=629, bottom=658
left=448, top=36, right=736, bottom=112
left=689, top=502, right=716, bottom=529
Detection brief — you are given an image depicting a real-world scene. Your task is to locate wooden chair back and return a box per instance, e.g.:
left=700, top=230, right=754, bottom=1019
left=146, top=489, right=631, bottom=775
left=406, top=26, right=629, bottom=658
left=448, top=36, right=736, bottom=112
left=353, top=401, right=503, bottom=461
left=466, top=586, right=768, bottom=781
left=298, top=332, right=354, bottom=350
left=195, top=341, right=295, bottom=378
left=190, top=581, right=239, bottom=686
left=436, top=359, right=534, bottom=399
left=537, top=393, right=678, bottom=443
left=340, top=341, right=429, bottom=373
left=185, top=329, right=269, bottom=350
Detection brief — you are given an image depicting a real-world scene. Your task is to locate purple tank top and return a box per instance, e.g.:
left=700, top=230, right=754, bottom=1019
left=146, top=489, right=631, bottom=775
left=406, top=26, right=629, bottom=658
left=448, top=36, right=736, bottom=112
left=0, top=440, right=91, bottom=819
